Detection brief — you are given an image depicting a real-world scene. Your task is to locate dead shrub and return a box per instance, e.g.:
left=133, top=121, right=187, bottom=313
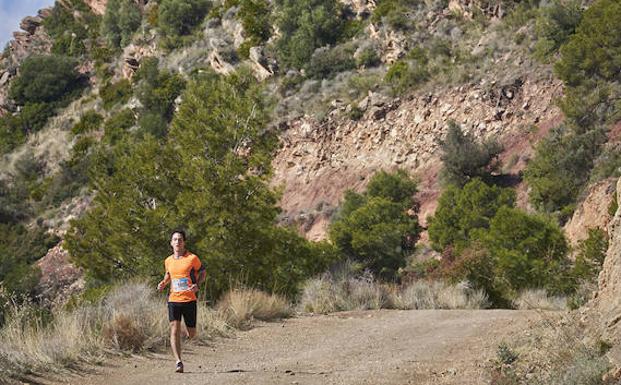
left=102, top=313, right=147, bottom=352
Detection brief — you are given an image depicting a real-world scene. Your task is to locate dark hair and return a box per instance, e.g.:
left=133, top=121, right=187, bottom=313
left=170, top=229, right=186, bottom=241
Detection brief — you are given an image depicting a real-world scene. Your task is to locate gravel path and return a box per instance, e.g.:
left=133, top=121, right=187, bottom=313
left=46, top=309, right=544, bottom=385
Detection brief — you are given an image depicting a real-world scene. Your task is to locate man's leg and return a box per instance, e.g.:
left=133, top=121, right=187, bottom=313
left=170, top=320, right=182, bottom=363
left=187, top=327, right=196, bottom=339
left=183, top=301, right=198, bottom=340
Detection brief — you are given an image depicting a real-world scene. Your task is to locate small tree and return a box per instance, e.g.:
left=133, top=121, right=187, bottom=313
left=102, top=0, right=142, bottom=48
left=158, top=0, right=210, bottom=37
left=329, top=170, right=420, bottom=279
left=475, top=206, right=570, bottom=297
left=428, top=178, right=515, bottom=252
left=10, top=55, right=82, bottom=105
left=274, top=0, right=345, bottom=69
left=439, top=122, right=502, bottom=187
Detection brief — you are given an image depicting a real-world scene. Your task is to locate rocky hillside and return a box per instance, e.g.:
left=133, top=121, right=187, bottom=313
left=0, top=0, right=618, bottom=305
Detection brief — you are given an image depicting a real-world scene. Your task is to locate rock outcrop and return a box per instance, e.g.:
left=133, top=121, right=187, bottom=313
left=564, top=177, right=616, bottom=248
left=272, top=71, right=563, bottom=239
left=590, top=177, right=621, bottom=366
left=35, top=244, right=84, bottom=305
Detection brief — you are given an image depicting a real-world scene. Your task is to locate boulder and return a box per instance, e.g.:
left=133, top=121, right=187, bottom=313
left=20, top=16, right=43, bottom=35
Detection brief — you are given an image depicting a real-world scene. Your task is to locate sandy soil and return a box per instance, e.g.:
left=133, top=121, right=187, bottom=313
left=42, top=309, right=545, bottom=385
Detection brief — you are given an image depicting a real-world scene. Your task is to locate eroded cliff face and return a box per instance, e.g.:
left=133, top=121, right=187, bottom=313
left=273, top=70, right=563, bottom=240
left=564, top=177, right=617, bottom=248
left=590, top=177, right=621, bottom=366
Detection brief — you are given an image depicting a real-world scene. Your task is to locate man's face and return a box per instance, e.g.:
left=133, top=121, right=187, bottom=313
left=170, top=233, right=185, bottom=254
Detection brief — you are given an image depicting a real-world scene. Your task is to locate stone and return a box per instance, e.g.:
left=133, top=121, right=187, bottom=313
left=20, top=16, right=43, bottom=35
left=0, top=71, right=10, bottom=86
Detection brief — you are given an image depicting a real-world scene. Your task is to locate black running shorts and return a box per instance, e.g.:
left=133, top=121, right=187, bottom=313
left=168, top=301, right=197, bottom=328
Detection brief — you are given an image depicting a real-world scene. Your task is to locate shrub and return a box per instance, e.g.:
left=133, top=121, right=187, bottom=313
left=573, top=228, right=608, bottom=281
left=102, top=0, right=142, bottom=48
left=236, top=0, right=272, bottom=58
left=274, top=0, right=346, bottom=69
left=103, top=108, right=136, bottom=144
left=355, top=46, right=381, bottom=68
left=428, top=178, right=515, bottom=252
left=476, top=206, right=571, bottom=296
left=158, top=0, right=210, bottom=38
left=307, top=44, right=356, bottom=79
left=439, top=121, right=502, bottom=187
left=42, top=0, right=100, bottom=56
left=134, top=57, right=186, bottom=120
left=384, top=48, right=430, bottom=94
left=100, top=79, right=132, bottom=110
left=71, top=111, right=104, bottom=136
left=554, top=0, right=621, bottom=130
left=372, top=0, right=421, bottom=31
left=524, top=126, right=605, bottom=216
left=329, top=170, right=420, bottom=279
left=10, top=55, right=83, bottom=105
left=533, top=0, right=583, bottom=61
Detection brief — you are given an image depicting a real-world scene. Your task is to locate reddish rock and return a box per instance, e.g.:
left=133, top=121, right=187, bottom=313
left=35, top=243, right=83, bottom=304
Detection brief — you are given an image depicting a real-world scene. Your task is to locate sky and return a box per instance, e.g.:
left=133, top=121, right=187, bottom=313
left=0, top=0, right=55, bottom=49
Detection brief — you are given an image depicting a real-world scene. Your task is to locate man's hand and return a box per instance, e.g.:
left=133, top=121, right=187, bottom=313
left=157, top=280, right=168, bottom=292
left=189, top=283, right=199, bottom=293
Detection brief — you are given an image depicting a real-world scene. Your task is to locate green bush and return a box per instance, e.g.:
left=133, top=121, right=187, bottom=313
left=372, top=0, right=420, bottom=31
left=329, top=170, right=420, bottom=279
left=533, top=0, right=582, bottom=61
left=307, top=44, right=356, bottom=79
left=42, top=0, right=100, bottom=56
left=274, top=0, right=346, bottom=69
left=236, top=0, right=272, bottom=58
left=476, top=206, right=571, bottom=297
left=384, top=48, right=430, bottom=94
left=524, top=126, right=605, bottom=216
left=10, top=55, right=83, bottom=105
left=0, top=224, right=59, bottom=296
left=439, top=121, right=502, bottom=187
left=100, top=79, right=132, bottom=110
left=572, top=228, right=608, bottom=282
left=428, top=178, right=515, bottom=252
left=134, top=57, right=186, bottom=120
left=103, top=109, right=136, bottom=144
left=158, top=0, right=210, bottom=38
left=554, top=0, right=621, bottom=130
left=71, top=111, right=104, bottom=136
left=102, top=0, right=142, bottom=48
left=355, top=46, right=381, bottom=68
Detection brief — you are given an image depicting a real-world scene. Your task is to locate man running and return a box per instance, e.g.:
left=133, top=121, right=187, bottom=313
left=157, top=230, right=206, bottom=373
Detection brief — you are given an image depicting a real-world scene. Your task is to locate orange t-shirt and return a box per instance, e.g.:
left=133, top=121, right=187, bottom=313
left=165, top=252, right=202, bottom=303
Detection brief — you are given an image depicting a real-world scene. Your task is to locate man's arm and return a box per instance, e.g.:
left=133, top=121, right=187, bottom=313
left=190, top=266, right=206, bottom=293
left=157, top=272, right=171, bottom=292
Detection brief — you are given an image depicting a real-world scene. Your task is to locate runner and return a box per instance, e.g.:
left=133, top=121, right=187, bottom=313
left=157, top=230, right=206, bottom=373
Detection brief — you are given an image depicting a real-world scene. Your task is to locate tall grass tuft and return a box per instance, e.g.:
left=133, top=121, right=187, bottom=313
left=217, top=288, right=292, bottom=330
left=512, top=289, right=567, bottom=311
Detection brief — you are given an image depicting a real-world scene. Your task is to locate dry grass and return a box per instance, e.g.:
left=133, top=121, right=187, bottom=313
left=492, top=313, right=612, bottom=385
left=512, top=289, right=567, bottom=311
left=217, top=288, right=292, bottom=329
left=299, top=263, right=488, bottom=313
left=0, top=281, right=229, bottom=382
left=391, top=280, right=489, bottom=310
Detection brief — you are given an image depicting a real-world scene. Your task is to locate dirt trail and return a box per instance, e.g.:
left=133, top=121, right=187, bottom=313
left=51, top=309, right=544, bottom=385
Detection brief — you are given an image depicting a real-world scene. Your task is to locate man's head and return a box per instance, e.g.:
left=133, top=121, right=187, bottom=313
left=170, top=230, right=186, bottom=255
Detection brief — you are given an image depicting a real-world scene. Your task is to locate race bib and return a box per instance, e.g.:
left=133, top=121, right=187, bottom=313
left=171, top=278, right=190, bottom=292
